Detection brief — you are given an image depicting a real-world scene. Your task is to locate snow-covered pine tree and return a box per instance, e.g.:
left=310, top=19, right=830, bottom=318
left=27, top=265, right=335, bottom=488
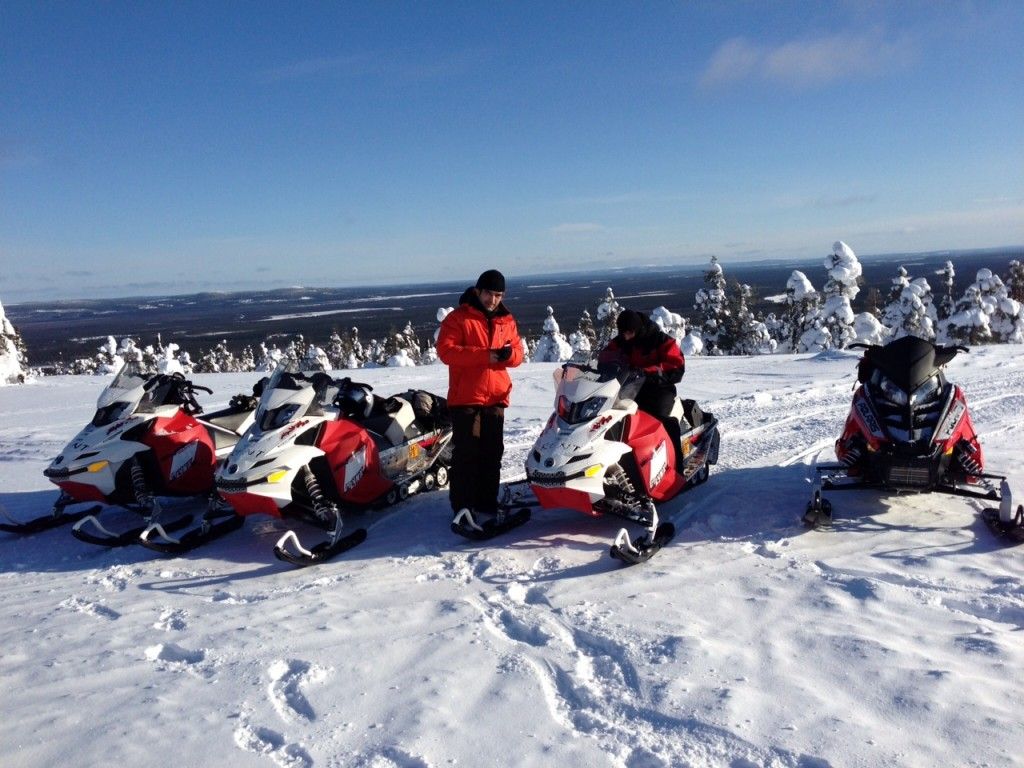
left=851, top=312, right=888, bottom=346
left=934, top=260, right=956, bottom=322
left=567, top=309, right=597, bottom=363
left=255, top=342, right=282, bottom=371
left=819, top=241, right=863, bottom=349
left=595, top=287, right=621, bottom=350
left=212, top=340, right=239, bottom=372
left=944, top=269, right=998, bottom=345
left=156, top=343, right=185, bottom=375
left=284, top=335, right=309, bottom=367
left=238, top=345, right=256, bottom=372
left=650, top=306, right=686, bottom=345
left=1005, top=260, right=1024, bottom=304
left=0, top=296, right=27, bottom=384
left=880, top=265, right=910, bottom=330
left=345, top=327, right=366, bottom=368
left=723, top=279, right=773, bottom=354
left=303, top=344, right=331, bottom=371
left=532, top=306, right=572, bottom=362
left=777, top=271, right=822, bottom=352
left=326, top=331, right=347, bottom=369
left=693, top=256, right=730, bottom=354
left=890, top=278, right=936, bottom=341
left=94, top=336, right=124, bottom=374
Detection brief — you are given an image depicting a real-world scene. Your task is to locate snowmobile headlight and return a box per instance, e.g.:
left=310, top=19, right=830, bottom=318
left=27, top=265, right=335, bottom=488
left=910, top=376, right=940, bottom=405
left=86, top=460, right=110, bottom=473
left=584, top=463, right=604, bottom=478
left=877, top=377, right=908, bottom=406
left=266, top=469, right=289, bottom=484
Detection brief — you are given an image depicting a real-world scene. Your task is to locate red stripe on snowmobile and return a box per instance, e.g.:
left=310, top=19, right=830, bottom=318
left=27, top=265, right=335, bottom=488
left=55, top=480, right=108, bottom=504
left=143, top=412, right=218, bottom=494
left=221, top=491, right=282, bottom=518
left=531, top=485, right=595, bottom=515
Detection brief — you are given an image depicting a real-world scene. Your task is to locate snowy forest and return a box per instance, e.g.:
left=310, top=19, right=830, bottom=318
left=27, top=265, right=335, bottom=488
left=2, top=241, right=1024, bottom=384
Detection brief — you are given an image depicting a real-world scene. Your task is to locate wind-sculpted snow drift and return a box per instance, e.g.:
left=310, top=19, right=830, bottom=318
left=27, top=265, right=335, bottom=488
left=0, top=349, right=1022, bottom=767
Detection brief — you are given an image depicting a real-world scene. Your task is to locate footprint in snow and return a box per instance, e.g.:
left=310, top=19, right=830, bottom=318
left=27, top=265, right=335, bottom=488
left=233, top=712, right=312, bottom=768
left=268, top=659, right=330, bottom=723
left=60, top=596, right=120, bottom=621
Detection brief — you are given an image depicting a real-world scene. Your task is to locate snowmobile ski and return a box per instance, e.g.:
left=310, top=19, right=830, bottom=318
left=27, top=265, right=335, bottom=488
left=273, top=526, right=368, bottom=567
left=0, top=502, right=101, bottom=535
left=451, top=507, right=531, bottom=541
left=71, top=511, right=193, bottom=548
left=139, top=510, right=246, bottom=555
left=980, top=483, right=1024, bottom=543
left=980, top=508, right=1024, bottom=543
left=609, top=522, right=676, bottom=565
left=802, top=489, right=833, bottom=528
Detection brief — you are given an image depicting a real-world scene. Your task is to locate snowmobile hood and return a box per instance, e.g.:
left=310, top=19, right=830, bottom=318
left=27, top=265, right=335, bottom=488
left=866, top=336, right=957, bottom=393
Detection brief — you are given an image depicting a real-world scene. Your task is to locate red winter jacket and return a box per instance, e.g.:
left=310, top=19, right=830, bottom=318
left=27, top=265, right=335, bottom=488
left=597, top=316, right=685, bottom=383
left=437, top=288, right=524, bottom=407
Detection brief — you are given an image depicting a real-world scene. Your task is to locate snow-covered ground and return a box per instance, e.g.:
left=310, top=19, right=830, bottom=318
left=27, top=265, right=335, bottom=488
left=1, top=349, right=1022, bottom=768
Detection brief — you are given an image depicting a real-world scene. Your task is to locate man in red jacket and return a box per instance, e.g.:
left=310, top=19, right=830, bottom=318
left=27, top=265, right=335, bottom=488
left=437, top=269, right=523, bottom=528
left=598, top=309, right=686, bottom=465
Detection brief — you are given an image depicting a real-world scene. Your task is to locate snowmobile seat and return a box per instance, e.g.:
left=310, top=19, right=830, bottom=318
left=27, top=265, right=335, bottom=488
left=360, top=397, right=417, bottom=447
left=203, top=405, right=252, bottom=434
left=682, top=399, right=704, bottom=429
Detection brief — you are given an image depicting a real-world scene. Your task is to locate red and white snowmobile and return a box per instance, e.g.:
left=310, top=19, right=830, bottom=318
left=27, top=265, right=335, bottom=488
left=213, top=363, right=453, bottom=566
left=805, top=336, right=1022, bottom=539
left=15, top=362, right=258, bottom=546
left=524, top=362, right=720, bottom=563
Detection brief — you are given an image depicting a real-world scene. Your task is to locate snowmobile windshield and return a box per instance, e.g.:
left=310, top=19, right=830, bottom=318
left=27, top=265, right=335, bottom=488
left=264, top=361, right=307, bottom=394
left=92, top=361, right=152, bottom=424
left=107, top=361, right=151, bottom=396
left=867, top=337, right=945, bottom=393
left=254, top=362, right=323, bottom=432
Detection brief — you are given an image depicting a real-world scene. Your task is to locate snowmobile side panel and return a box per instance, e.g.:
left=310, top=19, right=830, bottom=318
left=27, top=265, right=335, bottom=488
left=143, top=412, right=218, bottom=495
left=320, top=420, right=393, bottom=505
left=623, top=410, right=687, bottom=500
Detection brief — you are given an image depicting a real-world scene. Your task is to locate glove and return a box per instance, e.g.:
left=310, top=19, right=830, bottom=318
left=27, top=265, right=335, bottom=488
left=493, top=342, right=513, bottom=362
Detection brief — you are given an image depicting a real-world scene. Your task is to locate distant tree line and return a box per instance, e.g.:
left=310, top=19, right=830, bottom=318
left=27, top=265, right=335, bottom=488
left=2, top=241, right=1023, bottom=382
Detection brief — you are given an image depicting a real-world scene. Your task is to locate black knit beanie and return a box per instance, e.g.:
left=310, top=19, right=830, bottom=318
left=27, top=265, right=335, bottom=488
left=476, top=269, right=506, bottom=293
left=616, top=309, right=643, bottom=334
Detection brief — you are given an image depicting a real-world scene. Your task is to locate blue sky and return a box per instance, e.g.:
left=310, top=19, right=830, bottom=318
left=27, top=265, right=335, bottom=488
left=2, top=1, right=1022, bottom=301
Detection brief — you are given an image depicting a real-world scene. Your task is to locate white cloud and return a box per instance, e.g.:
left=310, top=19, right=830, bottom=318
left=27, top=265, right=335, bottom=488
left=699, top=30, right=914, bottom=89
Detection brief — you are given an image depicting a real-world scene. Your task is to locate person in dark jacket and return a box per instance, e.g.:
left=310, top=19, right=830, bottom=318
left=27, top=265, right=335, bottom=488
left=436, top=269, right=523, bottom=528
left=597, top=309, right=686, bottom=464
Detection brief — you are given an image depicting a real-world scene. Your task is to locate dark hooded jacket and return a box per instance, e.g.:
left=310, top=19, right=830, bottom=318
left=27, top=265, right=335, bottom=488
left=437, top=287, right=524, bottom=407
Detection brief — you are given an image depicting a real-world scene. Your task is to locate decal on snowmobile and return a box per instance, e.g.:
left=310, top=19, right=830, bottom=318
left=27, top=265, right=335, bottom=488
left=855, top=398, right=884, bottom=439
left=169, top=441, right=199, bottom=482
left=934, top=398, right=966, bottom=443
left=650, top=441, right=668, bottom=488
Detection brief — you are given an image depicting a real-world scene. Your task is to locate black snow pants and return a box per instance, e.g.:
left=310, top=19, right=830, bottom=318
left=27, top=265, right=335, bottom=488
left=449, top=405, right=505, bottom=515
left=636, top=382, right=683, bottom=469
